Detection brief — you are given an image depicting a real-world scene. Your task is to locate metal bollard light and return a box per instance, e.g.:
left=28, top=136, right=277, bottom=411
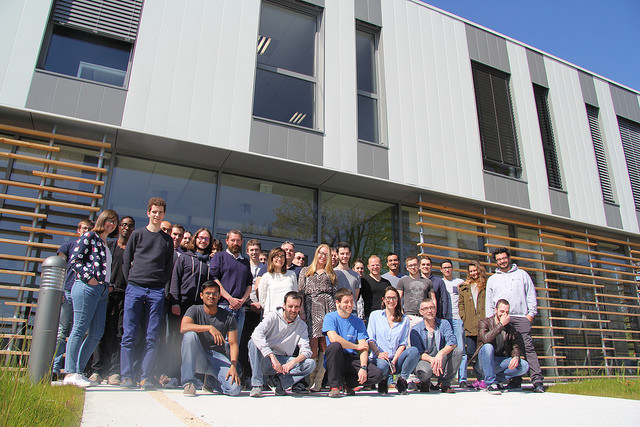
left=28, top=255, right=67, bottom=383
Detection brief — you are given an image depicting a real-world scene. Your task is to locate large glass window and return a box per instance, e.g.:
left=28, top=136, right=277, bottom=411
left=533, top=85, right=562, bottom=189
left=356, top=26, right=380, bottom=144
left=471, top=62, right=521, bottom=178
left=106, top=156, right=217, bottom=232
left=321, top=192, right=395, bottom=262
left=217, top=174, right=316, bottom=242
left=253, top=1, right=319, bottom=129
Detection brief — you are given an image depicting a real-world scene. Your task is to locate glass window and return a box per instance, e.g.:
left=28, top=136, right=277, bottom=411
left=618, top=117, right=640, bottom=209
left=253, top=1, right=319, bottom=129
left=106, top=156, right=217, bottom=231
left=356, top=27, right=380, bottom=144
left=587, top=105, right=615, bottom=203
left=321, top=191, right=395, bottom=262
left=40, top=26, right=132, bottom=87
left=217, top=174, right=316, bottom=242
left=533, top=85, right=562, bottom=189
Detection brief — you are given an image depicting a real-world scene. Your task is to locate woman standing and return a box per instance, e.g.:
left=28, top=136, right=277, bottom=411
left=458, top=260, right=488, bottom=388
left=63, top=209, right=118, bottom=387
left=298, top=243, right=336, bottom=391
left=367, top=286, right=418, bottom=395
left=258, top=247, right=297, bottom=315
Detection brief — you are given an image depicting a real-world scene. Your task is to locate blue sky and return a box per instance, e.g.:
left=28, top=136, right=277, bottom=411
left=419, top=0, right=640, bottom=91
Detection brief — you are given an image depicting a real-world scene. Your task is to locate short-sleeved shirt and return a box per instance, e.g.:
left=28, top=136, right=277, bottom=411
left=396, top=276, right=434, bottom=316
left=184, top=305, right=237, bottom=354
left=322, top=311, right=368, bottom=356
left=443, top=277, right=464, bottom=319
left=335, top=268, right=361, bottom=298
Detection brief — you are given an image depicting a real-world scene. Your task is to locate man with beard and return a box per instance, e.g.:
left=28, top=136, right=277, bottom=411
left=209, top=230, right=252, bottom=340
left=248, top=291, right=315, bottom=397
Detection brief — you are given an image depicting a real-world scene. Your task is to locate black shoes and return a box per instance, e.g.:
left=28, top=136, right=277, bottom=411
left=396, top=378, right=408, bottom=395
left=532, top=383, right=545, bottom=393
left=377, top=380, right=388, bottom=394
left=419, top=382, right=431, bottom=393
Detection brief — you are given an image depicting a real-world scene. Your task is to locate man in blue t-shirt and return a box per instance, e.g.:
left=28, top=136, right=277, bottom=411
left=323, top=288, right=384, bottom=398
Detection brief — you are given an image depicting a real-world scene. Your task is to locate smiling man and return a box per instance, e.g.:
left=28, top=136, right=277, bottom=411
left=485, top=247, right=543, bottom=393
left=248, top=291, right=315, bottom=397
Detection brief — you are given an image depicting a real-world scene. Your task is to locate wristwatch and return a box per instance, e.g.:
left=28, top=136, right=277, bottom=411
left=360, top=365, right=368, bottom=371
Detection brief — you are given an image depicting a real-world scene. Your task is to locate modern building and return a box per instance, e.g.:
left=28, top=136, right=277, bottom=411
left=0, top=0, right=639, bottom=379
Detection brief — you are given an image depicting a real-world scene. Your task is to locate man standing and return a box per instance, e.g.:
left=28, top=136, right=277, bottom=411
left=397, top=256, right=435, bottom=327
left=410, top=299, right=462, bottom=393
left=179, top=231, right=192, bottom=252
left=209, top=230, right=252, bottom=340
left=440, top=259, right=467, bottom=386
left=180, top=281, right=242, bottom=396
left=160, top=220, right=172, bottom=234
left=120, top=198, right=174, bottom=389
left=248, top=291, right=315, bottom=397
left=360, top=255, right=392, bottom=321
left=485, top=248, right=544, bottom=393
left=293, top=252, right=306, bottom=267
left=382, top=252, right=404, bottom=287
left=240, top=238, right=264, bottom=383
left=472, top=299, right=530, bottom=395
left=170, top=224, right=185, bottom=251
left=334, top=242, right=360, bottom=306
left=419, top=257, right=450, bottom=320
left=323, top=288, right=384, bottom=397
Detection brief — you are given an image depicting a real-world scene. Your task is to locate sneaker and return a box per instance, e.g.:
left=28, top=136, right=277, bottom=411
left=396, top=377, right=408, bottom=395
left=328, top=387, right=341, bottom=398
left=533, top=383, right=545, bottom=393
left=431, top=382, right=441, bottom=391
left=472, top=380, right=487, bottom=390
left=140, top=379, right=156, bottom=390
left=487, top=384, right=502, bottom=395
left=272, top=375, right=287, bottom=396
left=459, top=380, right=467, bottom=389
left=344, top=386, right=355, bottom=396
left=121, top=377, right=135, bottom=388
left=108, top=374, right=121, bottom=386
left=183, top=383, right=196, bottom=397
left=63, top=373, right=90, bottom=388
left=88, top=373, right=102, bottom=385
left=407, top=381, right=418, bottom=391
left=508, top=377, right=522, bottom=389
left=291, top=382, right=309, bottom=394
left=250, top=386, right=263, bottom=398
left=441, top=384, right=455, bottom=394
left=419, top=382, right=430, bottom=393
left=202, top=375, right=214, bottom=393
left=377, top=379, right=388, bottom=394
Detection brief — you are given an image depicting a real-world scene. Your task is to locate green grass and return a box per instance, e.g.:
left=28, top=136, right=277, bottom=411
left=549, top=378, right=640, bottom=401
left=0, top=369, right=85, bottom=427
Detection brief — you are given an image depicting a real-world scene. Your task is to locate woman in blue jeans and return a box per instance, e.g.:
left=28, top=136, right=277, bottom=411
left=63, top=209, right=119, bottom=388
left=366, top=286, right=419, bottom=395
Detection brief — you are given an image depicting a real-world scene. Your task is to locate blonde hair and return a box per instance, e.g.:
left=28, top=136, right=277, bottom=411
left=305, top=243, right=336, bottom=284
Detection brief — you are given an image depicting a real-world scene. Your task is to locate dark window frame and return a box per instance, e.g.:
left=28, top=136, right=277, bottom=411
left=618, top=116, right=640, bottom=210
left=533, top=84, right=562, bottom=189
left=587, top=105, right=615, bottom=204
left=356, top=22, right=381, bottom=145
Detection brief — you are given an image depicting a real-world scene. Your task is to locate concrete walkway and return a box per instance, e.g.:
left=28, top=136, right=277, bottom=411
left=80, top=384, right=640, bottom=427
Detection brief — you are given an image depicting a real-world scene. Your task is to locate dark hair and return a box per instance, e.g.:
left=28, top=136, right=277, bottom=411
left=78, top=219, right=94, bottom=229
left=93, top=209, right=119, bottom=238
left=387, top=252, right=398, bottom=260
left=496, top=299, right=510, bottom=308
left=283, top=291, right=302, bottom=304
left=186, top=227, right=213, bottom=254
left=465, top=261, right=488, bottom=291
left=381, top=286, right=403, bottom=322
left=441, top=259, right=453, bottom=267
left=120, top=216, right=135, bottom=225
left=336, top=241, right=351, bottom=251
left=201, top=280, right=220, bottom=292
left=172, top=224, right=185, bottom=233
left=335, top=287, right=353, bottom=303
left=147, top=197, right=166, bottom=213
left=422, top=255, right=432, bottom=263
left=246, top=239, right=261, bottom=250
left=492, top=247, right=510, bottom=261
left=267, top=247, right=286, bottom=274
left=211, top=238, right=223, bottom=253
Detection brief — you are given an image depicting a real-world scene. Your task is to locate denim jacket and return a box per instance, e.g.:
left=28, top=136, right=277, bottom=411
left=69, top=231, right=109, bottom=285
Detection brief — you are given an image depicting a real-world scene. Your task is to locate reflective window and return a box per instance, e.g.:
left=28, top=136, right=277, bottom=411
left=217, top=174, right=316, bottom=242
left=356, top=27, right=380, bottom=144
left=321, top=191, right=395, bottom=262
left=253, top=1, right=319, bottom=129
left=41, top=26, right=132, bottom=87
left=106, top=156, right=217, bottom=231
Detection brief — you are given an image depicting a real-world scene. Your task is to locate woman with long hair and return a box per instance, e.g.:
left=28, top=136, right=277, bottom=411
left=258, top=247, right=297, bottom=315
left=63, top=209, right=119, bottom=387
left=458, top=260, right=488, bottom=388
left=367, top=286, right=417, bottom=395
left=298, top=243, right=336, bottom=391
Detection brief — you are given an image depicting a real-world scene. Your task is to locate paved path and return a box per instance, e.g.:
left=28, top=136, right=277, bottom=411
left=80, top=384, right=640, bottom=427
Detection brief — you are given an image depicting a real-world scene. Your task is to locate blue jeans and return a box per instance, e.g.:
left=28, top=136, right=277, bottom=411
left=373, top=346, right=421, bottom=381
left=181, top=332, right=242, bottom=396
left=65, top=280, right=108, bottom=374
left=450, top=319, right=467, bottom=381
left=120, top=284, right=165, bottom=381
left=52, top=290, right=73, bottom=373
left=219, top=303, right=245, bottom=341
left=248, top=339, right=315, bottom=388
left=477, top=343, right=530, bottom=385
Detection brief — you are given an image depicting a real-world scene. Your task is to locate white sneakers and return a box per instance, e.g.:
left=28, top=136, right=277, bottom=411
left=63, top=373, right=93, bottom=388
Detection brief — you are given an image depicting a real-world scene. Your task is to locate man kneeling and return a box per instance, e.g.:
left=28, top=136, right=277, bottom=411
left=248, top=291, right=315, bottom=397
left=180, top=280, right=242, bottom=396
left=471, top=299, right=530, bottom=395
left=323, top=288, right=384, bottom=397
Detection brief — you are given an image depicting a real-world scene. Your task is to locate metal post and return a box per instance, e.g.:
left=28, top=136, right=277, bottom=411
left=28, top=256, right=66, bottom=383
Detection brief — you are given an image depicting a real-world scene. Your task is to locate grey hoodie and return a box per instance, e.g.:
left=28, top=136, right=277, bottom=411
left=485, top=264, right=537, bottom=318
left=251, top=307, right=312, bottom=359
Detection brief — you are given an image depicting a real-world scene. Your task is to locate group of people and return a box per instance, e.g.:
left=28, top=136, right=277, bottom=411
left=53, top=197, right=545, bottom=397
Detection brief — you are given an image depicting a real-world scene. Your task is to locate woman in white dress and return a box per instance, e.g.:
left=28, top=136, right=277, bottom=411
left=258, top=247, right=298, bottom=315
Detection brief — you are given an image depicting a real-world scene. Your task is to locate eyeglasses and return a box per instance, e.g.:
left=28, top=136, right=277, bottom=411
left=197, top=236, right=210, bottom=241
left=106, top=219, right=118, bottom=224
left=273, top=255, right=285, bottom=260
left=295, top=256, right=305, bottom=260
left=384, top=296, right=398, bottom=301
left=420, top=306, right=436, bottom=311
left=318, top=252, right=328, bottom=258
left=441, top=266, right=453, bottom=270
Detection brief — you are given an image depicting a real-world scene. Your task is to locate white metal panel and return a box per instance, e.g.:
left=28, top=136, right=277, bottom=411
left=323, top=0, right=358, bottom=172
left=0, top=0, right=50, bottom=107
left=594, top=78, right=640, bottom=232
left=122, top=0, right=259, bottom=151
left=545, top=58, right=607, bottom=226
left=506, top=42, right=550, bottom=214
